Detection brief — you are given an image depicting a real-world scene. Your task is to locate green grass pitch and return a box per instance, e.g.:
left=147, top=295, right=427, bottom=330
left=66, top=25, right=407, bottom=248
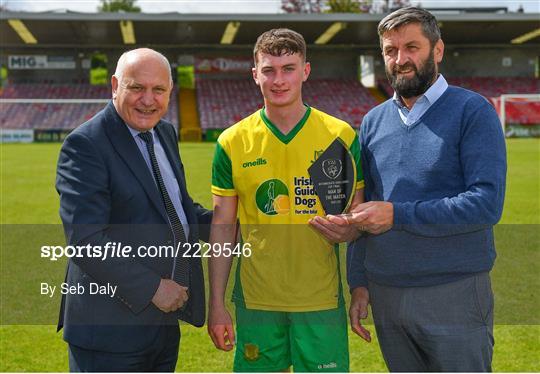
left=0, top=139, right=538, bottom=371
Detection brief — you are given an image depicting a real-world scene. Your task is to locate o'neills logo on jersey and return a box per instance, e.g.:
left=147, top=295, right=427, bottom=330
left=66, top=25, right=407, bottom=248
left=242, top=158, right=267, bottom=168
left=255, top=179, right=290, bottom=215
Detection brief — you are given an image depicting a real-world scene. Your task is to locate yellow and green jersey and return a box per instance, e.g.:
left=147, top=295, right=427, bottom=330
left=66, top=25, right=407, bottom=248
left=211, top=106, right=363, bottom=312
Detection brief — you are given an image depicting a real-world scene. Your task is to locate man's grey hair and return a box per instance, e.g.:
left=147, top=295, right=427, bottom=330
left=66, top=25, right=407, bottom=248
left=378, top=7, right=441, bottom=48
left=114, top=48, right=172, bottom=84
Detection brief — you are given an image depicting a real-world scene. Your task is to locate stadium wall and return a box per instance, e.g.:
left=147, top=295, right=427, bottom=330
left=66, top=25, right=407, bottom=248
left=3, top=46, right=536, bottom=85
left=2, top=48, right=93, bottom=83
left=440, top=47, right=538, bottom=77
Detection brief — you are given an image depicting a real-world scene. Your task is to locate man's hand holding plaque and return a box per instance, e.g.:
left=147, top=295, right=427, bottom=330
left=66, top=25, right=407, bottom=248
left=308, top=138, right=363, bottom=243
left=342, top=201, right=394, bottom=235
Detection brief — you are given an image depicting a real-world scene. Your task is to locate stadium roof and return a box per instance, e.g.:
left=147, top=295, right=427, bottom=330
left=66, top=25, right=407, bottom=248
left=1, top=11, right=539, bottom=49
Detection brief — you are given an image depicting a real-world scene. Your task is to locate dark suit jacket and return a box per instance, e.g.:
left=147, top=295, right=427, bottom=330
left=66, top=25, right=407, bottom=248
left=56, top=101, right=211, bottom=353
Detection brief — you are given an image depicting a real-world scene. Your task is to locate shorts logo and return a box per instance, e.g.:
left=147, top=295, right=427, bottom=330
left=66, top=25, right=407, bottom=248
left=244, top=343, right=260, bottom=361
left=322, top=159, right=342, bottom=179
left=318, top=362, right=337, bottom=369
left=255, top=179, right=290, bottom=215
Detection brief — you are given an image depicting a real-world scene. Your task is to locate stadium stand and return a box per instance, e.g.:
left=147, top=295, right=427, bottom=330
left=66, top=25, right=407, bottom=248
left=0, top=84, right=109, bottom=99
left=0, top=83, right=179, bottom=129
left=446, top=77, right=540, bottom=98
left=448, top=77, right=540, bottom=125
left=303, top=79, right=379, bottom=128
left=493, top=98, right=540, bottom=125
left=1, top=77, right=536, bottom=131
left=196, top=78, right=378, bottom=129
left=1, top=11, right=538, bottom=140
left=0, top=102, right=105, bottom=129
left=196, top=79, right=262, bottom=130
left=377, top=79, right=394, bottom=98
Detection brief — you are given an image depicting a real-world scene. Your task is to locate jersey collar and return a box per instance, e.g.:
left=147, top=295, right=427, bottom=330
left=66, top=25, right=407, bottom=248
left=260, top=104, right=311, bottom=145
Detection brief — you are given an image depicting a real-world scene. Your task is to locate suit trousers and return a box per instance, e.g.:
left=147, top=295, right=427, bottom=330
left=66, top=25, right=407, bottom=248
left=369, top=272, right=494, bottom=372
left=68, top=324, right=180, bottom=372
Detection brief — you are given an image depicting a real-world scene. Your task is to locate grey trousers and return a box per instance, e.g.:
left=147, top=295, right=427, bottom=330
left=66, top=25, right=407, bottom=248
left=369, top=273, right=494, bottom=372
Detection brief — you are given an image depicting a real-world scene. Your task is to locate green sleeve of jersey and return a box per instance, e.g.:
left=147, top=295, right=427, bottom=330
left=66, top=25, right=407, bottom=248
left=212, top=142, right=234, bottom=190
left=350, top=133, right=363, bottom=182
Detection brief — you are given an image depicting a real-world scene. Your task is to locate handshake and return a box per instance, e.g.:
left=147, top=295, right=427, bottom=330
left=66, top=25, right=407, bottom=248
left=308, top=201, right=394, bottom=243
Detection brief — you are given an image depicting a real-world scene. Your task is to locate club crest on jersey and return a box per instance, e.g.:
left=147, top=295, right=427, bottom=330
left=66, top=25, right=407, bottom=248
left=322, top=159, right=342, bottom=180
left=310, top=149, right=324, bottom=164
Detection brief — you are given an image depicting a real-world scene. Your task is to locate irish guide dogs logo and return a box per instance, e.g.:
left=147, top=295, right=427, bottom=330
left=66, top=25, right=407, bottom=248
left=255, top=179, right=290, bottom=215
left=322, top=159, right=342, bottom=180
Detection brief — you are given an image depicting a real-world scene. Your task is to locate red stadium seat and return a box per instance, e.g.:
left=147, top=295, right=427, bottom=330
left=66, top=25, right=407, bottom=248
left=196, top=78, right=378, bottom=130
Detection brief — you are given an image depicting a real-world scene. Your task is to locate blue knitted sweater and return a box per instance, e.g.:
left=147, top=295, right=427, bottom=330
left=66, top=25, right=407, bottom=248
left=348, top=86, right=507, bottom=288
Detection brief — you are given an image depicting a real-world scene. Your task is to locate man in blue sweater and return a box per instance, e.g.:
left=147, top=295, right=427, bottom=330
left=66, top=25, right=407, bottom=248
left=317, top=7, right=506, bottom=372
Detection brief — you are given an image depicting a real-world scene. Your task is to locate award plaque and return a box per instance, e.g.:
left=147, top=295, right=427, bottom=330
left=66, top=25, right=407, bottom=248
left=308, top=138, right=356, bottom=215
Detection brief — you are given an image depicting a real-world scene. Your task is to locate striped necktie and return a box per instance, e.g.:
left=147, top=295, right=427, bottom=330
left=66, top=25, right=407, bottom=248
left=138, top=131, right=190, bottom=289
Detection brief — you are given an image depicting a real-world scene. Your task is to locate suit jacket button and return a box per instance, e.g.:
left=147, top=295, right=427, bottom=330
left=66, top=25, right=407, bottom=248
left=167, top=240, right=173, bottom=245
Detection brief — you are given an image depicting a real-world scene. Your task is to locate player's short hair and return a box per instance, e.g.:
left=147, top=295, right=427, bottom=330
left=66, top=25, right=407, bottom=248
left=253, top=28, right=307, bottom=65
left=378, top=7, right=441, bottom=48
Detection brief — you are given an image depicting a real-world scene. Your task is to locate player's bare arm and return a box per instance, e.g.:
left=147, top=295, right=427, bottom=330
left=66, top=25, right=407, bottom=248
left=349, top=286, right=372, bottom=343
left=208, top=194, right=238, bottom=351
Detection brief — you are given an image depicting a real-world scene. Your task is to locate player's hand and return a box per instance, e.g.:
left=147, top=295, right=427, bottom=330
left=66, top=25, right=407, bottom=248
left=349, top=202, right=393, bottom=235
left=309, top=215, right=361, bottom=243
left=349, top=286, right=371, bottom=342
left=208, top=305, right=235, bottom=351
left=151, top=279, right=189, bottom=313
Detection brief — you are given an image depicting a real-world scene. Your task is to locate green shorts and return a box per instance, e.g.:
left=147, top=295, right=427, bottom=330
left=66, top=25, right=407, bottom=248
left=233, top=305, right=349, bottom=372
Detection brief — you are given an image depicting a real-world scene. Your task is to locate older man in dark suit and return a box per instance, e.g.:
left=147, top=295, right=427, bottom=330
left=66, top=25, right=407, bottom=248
left=56, top=48, right=211, bottom=372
